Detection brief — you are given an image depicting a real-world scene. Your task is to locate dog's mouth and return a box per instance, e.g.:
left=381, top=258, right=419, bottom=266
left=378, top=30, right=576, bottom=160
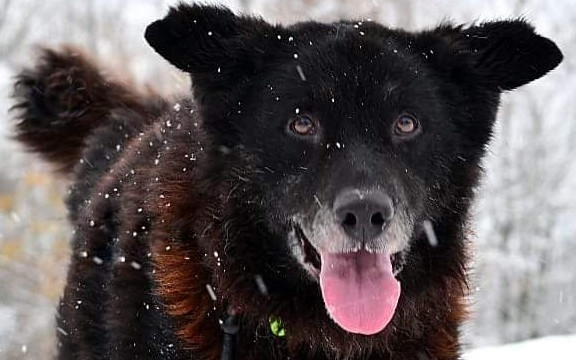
left=292, top=224, right=406, bottom=279
left=291, top=223, right=405, bottom=335
left=294, top=225, right=322, bottom=275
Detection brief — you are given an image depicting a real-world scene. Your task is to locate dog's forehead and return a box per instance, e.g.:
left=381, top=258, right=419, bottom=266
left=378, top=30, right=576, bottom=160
left=278, top=26, right=424, bottom=101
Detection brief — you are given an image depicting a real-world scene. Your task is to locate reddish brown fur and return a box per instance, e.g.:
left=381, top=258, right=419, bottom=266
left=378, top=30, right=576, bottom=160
left=12, top=46, right=165, bottom=173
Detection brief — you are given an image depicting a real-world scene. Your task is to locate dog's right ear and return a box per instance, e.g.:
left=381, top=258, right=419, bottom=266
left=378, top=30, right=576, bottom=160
left=145, top=4, right=284, bottom=97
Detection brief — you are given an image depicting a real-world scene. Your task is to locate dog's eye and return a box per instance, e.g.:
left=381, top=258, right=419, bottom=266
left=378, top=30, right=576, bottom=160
left=290, top=115, right=316, bottom=136
left=394, top=113, right=420, bottom=136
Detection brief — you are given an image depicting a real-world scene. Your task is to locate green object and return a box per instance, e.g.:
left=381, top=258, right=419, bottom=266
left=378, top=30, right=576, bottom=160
left=269, top=315, right=286, bottom=337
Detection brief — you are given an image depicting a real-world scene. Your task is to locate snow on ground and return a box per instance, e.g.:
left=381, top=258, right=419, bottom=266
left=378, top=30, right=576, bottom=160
left=465, top=335, right=576, bottom=360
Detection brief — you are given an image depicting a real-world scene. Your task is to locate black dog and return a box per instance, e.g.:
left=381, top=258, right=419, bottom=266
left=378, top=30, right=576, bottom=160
left=12, top=4, right=562, bottom=360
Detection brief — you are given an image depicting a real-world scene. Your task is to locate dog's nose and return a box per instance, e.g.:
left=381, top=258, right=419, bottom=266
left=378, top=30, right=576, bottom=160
left=333, top=189, right=394, bottom=242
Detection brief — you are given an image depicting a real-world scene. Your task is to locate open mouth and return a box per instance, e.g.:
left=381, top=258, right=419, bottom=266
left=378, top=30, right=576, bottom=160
left=294, top=225, right=321, bottom=274
left=291, top=223, right=405, bottom=335
left=293, top=224, right=405, bottom=278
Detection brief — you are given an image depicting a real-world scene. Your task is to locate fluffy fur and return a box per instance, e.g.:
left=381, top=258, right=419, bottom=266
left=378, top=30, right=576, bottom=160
left=12, top=4, right=562, bottom=360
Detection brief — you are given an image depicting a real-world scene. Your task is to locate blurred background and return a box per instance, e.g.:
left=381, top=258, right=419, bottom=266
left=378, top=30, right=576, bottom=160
left=0, top=0, right=575, bottom=359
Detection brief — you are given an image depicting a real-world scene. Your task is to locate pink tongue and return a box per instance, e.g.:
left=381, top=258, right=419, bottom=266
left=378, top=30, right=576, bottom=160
left=319, top=251, right=400, bottom=335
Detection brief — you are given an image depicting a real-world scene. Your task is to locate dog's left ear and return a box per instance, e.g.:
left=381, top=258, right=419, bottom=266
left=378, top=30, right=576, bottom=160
left=145, top=4, right=283, bottom=97
left=424, top=20, right=563, bottom=91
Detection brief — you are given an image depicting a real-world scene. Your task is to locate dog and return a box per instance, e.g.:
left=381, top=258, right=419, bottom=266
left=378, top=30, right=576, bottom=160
left=12, top=4, right=562, bottom=360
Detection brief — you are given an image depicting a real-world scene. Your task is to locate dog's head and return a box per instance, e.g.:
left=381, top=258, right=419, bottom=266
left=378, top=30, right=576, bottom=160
left=146, top=5, right=562, bottom=335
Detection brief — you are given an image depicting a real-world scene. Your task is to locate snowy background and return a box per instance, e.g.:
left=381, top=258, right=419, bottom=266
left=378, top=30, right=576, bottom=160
left=0, top=0, right=575, bottom=359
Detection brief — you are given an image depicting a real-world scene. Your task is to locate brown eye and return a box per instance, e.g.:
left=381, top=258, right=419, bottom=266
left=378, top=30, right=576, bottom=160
left=290, top=115, right=316, bottom=136
left=394, top=113, right=419, bottom=136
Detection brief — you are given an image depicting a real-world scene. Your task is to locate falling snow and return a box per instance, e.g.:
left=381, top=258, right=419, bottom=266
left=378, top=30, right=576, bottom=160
left=206, top=284, right=217, bottom=301
left=296, top=65, right=307, bottom=81
left=1, top=0, right=575, bottom=356
left=254, top=275, right=268, bottom=295
left=422, top=220, right=438, bottom=247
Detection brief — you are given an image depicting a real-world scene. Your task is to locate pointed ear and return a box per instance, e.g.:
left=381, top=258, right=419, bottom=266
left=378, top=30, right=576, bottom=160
left=145, top=4, right=282, bottom=96
left=427, top=20, right=563, bottom=90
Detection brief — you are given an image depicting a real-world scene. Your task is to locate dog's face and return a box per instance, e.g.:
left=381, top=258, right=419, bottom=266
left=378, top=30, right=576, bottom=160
left=146, top=5, right=562, bottom=335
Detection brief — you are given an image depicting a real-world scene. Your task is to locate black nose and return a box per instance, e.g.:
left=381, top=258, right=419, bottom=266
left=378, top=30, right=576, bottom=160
left=333, top=189, right=394, bottom=242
